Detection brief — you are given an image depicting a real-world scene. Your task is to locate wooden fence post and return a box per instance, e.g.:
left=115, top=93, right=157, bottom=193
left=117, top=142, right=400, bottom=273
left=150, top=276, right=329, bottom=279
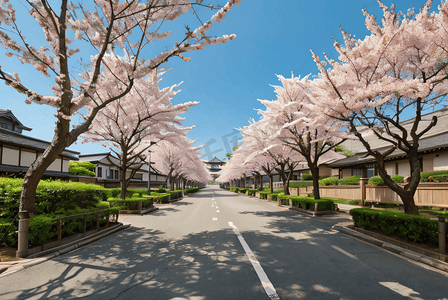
left=360, top=178, right=368, bottom=206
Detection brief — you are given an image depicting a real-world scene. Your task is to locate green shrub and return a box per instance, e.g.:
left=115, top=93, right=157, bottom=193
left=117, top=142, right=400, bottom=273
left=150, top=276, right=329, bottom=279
left=302, top=174, right=313, bottom=180
left=320, top=176, right=339, bottom=186
left=428, top=174, right=448, bottom=182
left=289, top=181, right=314, bottom=188
left=420, top=170, right=448, bottom=182
left=269, top=193, right=278, bottom=201
left=185, top=187, right=199, bottom=194
left=29, top=215, right=57, bottom=245
left=247, top=189, right=258, bottom=196
left=157, top=185, right=167, bottom=193
left=350, top=208, right=440, bottom=245
left=68, top=161, right=97, bottom=176
left=391, top=175, right=404, bottom=183
left=238, top=188, right=248, bottom=193
left=68, top=166, right=96, bottom=177
left=368, top=176, right=384, bottom=186
left=150, top=192, right=170, bottom=203
left=108, top=197, right=154, bottom=209
left=338, top=176, right=360, bottom=186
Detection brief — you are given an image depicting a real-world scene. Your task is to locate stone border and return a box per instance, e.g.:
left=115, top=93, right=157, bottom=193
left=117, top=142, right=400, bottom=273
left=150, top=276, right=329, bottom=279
left=288, top=206, right=336, bottom=216
left=335, top=225, right=448, bottom=272
left=119, top=205, right=159, bottom=215
left=0, top=223, right=131, bottom=278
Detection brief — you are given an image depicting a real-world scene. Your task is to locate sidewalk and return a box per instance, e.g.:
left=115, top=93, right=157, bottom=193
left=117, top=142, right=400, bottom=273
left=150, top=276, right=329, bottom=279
left=0, top=223, right=130, bottom=278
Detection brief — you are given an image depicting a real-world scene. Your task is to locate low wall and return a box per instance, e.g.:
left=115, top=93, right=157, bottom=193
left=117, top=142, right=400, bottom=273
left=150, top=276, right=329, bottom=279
left=286, top=182, right=448, bottom=208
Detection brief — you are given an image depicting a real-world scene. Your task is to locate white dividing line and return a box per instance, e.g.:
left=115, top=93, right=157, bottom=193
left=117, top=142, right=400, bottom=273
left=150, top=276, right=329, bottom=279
left=212, top=218, right=218, bottom=221
left=216, top=210, right=220, bottom=213
left=379, top=282, right=423, bottom=299
left=331, top=245, right=358, bottom=261
left=228, top=221, right=280, bottom=300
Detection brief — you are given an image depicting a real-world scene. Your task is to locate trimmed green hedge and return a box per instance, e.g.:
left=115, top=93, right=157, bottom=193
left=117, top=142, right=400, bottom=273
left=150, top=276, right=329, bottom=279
left=185, top=187, right=199, bottom=195
left=319, top=176, right=339, bottom=186
left=247, top=188, right=258, bottom=196
left=289, top=181, right=314, bottom=188
left=368, top=175, right=404, bottom=186
left=238, top=188, right=248, bottom=193
left=108, top=197, right=154, bottom=210
left=338, top=176, right=360, bottom=186
left=421, top=170, right=448, bottom=182
left=68, top=161, right=96, bottom=177
left=277, top=195, right=335, bottom=211
left=350, top=208, right=441, bottom=245
left=302, top=174, right=313, bottom=180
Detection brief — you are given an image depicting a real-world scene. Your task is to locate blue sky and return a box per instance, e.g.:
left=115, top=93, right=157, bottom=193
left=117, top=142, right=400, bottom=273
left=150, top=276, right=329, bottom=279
left=0, top=0, right=436, bottom=162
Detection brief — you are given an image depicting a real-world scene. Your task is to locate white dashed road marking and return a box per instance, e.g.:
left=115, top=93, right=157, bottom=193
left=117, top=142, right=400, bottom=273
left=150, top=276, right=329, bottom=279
left=212, top=218, right=218, bottom=221
left=216, top=210, right=220, bottom=213
left=228, top=221, right=280, bottom=300
left=379, top=282, right=423, bottom=299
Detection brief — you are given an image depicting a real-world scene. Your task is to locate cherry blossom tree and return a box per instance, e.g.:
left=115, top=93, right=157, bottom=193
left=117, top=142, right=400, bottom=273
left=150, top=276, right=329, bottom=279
left=258, top=74, right=346, bottom=199
left=152, top=136, right=211, bottom=190
left=0, top=0, right=241, bottom=256
left=308, top=0, right=448, bottom=214
left=82, top=69, right=196, bottom=198
left=217, top=144, right=250, bottom=186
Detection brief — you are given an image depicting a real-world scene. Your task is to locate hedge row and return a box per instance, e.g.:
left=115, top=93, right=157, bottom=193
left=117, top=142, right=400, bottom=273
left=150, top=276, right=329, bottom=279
left=368, top=175, right=404, bottom=186
left=289, top=181, right=314, bottom=188
left=277, top=195, right=335, bottom=211
left=185, top=187, right=200, bottom=194
left=108, top=197, right=154, bottom=210
left=350, top=208, right=442, bottom=245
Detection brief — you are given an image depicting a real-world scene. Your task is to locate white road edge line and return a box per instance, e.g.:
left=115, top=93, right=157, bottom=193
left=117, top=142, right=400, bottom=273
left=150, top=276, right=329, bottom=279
left=331, top=245, right=358, bottom=261
left=228, top=221, right=280, bottom=300
left=379, top=282, right=423, bottom=299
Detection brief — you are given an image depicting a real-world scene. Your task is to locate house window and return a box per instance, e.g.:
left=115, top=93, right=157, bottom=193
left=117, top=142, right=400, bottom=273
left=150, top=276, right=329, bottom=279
left=97, top=167, right=102, bottom=178
left=133, top=173, right=143, bottom=180
left=115, top=170, right=119, bottom=179
left=367, top=168, right=375, bottom=178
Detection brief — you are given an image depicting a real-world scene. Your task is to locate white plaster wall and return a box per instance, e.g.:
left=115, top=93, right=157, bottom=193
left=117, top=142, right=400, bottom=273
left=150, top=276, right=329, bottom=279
left=342, top=169, right=351, bottom=178
left=48, top=158, right=61, bottom=171
left=398, top=161, right=410, bottom=177
left=434, top=152, right=448, bottom=171
left=2, top=147, right=19, bottom=166
left=20, top=151, right=36, bottom=167
left=331, top=168, right=339, bottom=176
left=62, top=159, right=69, bottom=172
left=385, top=162, right=396, bottom=176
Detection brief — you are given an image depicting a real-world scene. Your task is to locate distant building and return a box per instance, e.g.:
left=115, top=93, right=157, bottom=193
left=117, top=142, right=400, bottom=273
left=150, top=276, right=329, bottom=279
left=0, top=109, right=79, bottom=179
left=204, top=156, right=224, bottom=181
left=79, top=152, right=167, bottom=188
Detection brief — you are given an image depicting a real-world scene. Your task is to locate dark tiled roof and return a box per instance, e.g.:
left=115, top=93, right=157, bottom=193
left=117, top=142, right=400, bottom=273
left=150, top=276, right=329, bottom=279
left=0, top=128, right=79, bottom=160
left=208, top=156, right=223, bottom=163
left=328, top=132, right=448, bottom=168
left=0, top=109, right=32, bottom=131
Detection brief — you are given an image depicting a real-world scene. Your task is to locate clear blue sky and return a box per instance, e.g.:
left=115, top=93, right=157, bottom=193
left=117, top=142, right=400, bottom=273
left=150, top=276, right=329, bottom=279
left=0, top=0, right=435, bottom=162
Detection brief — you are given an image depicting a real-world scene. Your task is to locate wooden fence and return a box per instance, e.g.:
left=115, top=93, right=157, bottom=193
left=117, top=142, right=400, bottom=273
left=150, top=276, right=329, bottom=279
left=287, top=182, right=448, bottom=208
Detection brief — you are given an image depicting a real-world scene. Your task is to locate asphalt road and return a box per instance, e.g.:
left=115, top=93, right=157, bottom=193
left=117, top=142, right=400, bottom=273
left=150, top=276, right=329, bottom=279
left=1, top=185, right=448, bottom=299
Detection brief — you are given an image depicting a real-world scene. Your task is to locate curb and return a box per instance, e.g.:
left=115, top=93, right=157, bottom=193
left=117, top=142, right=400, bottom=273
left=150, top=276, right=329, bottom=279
left=334, top=225, right=448, bottom=272
left=0, top=223, right=131, bottom=278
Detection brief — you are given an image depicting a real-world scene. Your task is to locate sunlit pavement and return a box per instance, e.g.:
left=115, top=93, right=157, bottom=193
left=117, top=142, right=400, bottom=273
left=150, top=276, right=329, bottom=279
left=1, top=185, right=448, bottom=300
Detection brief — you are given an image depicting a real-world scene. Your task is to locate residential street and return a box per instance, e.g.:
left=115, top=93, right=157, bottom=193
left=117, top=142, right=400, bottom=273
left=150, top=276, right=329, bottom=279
left=1, top=185, right=448, bottom=300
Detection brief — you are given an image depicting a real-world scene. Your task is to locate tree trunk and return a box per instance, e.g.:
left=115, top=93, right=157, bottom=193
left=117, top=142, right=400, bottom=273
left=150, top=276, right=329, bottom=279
left=269, top=175, right=273, bottom=193
left=309, top=163, right=320, bottom=199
